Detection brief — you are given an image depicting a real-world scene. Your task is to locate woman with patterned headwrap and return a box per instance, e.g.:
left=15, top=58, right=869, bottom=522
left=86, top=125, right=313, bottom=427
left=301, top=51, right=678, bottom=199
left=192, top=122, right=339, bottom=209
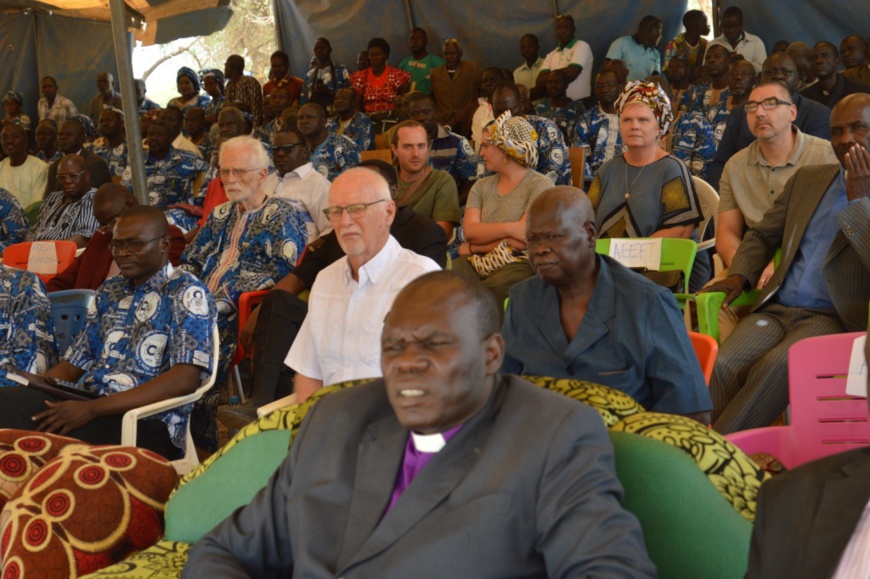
left=2, top=91, right=31, bottom=132
left=587, top=80, right=710, bottom=291
left=201, top=69, right=225, bottom=129
left=167, top=67, right=211, bottom=115
left=452, top=111, right=555, bottom=302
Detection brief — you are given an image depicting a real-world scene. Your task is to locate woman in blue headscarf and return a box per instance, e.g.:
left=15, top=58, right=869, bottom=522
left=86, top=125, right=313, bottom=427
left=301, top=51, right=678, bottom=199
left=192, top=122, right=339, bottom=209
left=167, top=66, right=211, bottom=113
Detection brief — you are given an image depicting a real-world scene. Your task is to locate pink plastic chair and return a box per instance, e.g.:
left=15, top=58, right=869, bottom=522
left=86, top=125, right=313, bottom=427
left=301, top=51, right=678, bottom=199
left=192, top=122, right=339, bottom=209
left=725, top=332, right=869, bottom=469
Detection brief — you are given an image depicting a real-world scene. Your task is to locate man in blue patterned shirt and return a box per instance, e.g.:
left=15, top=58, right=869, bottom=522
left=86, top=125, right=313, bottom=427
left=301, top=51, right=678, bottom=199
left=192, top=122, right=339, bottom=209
left=179, top=136, right=307, bottom=449
left=298, top=103, right=360, bottom=181
left=121, top=120, right=208, bottom=232
left=325, top=88, right=374, bottom=151
left=0, top=188, right=29, bottom=251
left=92, top=107, right=128, bottom=179
left=572, top=70, right=624, bottom=185
left=0, top=265, right=57, bottom=387
left=492, top=83, right=572, bottom=185
left=0, top=206, right=216, bottom=459
left=532, top=70, right=586, bottom=144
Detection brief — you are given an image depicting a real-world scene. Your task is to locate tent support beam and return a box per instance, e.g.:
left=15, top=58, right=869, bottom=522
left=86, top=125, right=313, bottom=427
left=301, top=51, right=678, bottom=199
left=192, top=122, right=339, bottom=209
left=403, top=0, right=413, bottom=31
left=109, top=0, right=148, bottom=205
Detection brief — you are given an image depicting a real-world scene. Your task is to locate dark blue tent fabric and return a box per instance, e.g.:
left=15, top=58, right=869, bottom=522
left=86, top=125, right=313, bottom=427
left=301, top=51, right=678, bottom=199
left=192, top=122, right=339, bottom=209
left=728, top=1, right=870, bottom=53
left=0, top=13, right=118, bottom=127
left=275, top=0, right=687, bottom=80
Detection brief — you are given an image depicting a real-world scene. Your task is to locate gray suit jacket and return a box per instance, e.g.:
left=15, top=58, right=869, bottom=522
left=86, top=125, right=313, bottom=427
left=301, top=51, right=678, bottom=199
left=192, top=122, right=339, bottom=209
left=747, top=447, right=870, bottom=578
left=730, top=164, right=870, bottom=330
left=184, top=376, right=655, bottom=578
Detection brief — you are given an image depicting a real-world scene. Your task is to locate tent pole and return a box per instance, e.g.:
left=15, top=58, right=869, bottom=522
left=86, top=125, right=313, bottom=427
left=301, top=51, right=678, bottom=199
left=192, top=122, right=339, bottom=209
left=108, top=0, right=148, bottom=205
left=552, top=0, right=559, bottom=18
left=404, top=0, right=413, bottom=31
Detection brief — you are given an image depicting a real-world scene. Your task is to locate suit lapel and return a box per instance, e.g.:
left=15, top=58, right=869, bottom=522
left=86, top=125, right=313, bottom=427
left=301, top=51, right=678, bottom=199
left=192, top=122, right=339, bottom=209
left=339, top=379, right=503, bottom=573
left=564, top=258, right=615, bottom=365
left=336, top=414, right=406, bottom=569
left=804, top=451, right=870, bottom=577
left=780, top=165, right=840, bottom=271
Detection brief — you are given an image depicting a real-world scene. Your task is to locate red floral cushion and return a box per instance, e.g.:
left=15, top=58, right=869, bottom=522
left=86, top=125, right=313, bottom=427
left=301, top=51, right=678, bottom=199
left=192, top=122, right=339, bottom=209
left=0, top=430, right=86, bottom=514
left=0, top=443, right=178, bottom=577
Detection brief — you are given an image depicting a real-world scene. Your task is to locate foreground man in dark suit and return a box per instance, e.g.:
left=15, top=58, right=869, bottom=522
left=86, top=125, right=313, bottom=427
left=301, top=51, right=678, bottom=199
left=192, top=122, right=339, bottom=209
left=184, top=270, right=655, bottom=578
left=747, top=329, right=870, bottom=578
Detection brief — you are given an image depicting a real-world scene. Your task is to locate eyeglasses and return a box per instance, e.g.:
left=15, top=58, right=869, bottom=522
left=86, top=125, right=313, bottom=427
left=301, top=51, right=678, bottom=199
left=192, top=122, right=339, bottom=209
left=743, top=97, right=793, bottom=113
left=56, top=171, right=87, bottom=182
left=323, top=199, right=386, bottom=221
left=219, top=167, right=260, bottom=178
left=109, top=237, right=163, bottom=254
left=271, top=143, right=305, bottom=154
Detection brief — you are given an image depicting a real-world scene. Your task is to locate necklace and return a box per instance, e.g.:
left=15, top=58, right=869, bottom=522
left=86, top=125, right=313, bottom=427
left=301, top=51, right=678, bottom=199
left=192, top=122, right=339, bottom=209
left=624, top=160, right=647, bottom=200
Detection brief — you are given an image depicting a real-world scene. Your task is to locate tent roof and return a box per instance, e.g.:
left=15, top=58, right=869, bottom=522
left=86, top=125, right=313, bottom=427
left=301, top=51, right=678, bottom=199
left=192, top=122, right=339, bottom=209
left=0, top=0, right=232, bottom=44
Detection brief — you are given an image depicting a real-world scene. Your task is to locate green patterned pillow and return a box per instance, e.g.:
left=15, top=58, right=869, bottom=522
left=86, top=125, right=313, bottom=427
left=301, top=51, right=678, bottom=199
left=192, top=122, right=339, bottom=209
left=611, top=412, right=771, bottom=521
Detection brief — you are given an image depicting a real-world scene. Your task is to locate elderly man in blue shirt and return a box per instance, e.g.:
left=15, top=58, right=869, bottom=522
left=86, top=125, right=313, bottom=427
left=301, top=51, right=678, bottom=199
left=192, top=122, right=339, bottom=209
left=0, top=205, right=217, bottom=460
left=502, top=186, right=712, bottom=423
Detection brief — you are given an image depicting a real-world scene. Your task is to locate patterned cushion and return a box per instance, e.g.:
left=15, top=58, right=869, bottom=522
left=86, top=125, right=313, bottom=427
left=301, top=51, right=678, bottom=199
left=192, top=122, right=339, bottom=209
left=78, top=541, right=190, bottom=579
left=0, top=444, right=178, bottom=578
left=611, top=412, right=771, bottom=521
left=0, top=430, right=87, bottom=514
left=521, top=376, right=646, bottom=426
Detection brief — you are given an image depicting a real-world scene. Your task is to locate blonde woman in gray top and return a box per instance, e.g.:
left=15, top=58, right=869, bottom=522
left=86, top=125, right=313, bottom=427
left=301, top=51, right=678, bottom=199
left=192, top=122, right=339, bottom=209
left=453, top=111, right=554, bottom=301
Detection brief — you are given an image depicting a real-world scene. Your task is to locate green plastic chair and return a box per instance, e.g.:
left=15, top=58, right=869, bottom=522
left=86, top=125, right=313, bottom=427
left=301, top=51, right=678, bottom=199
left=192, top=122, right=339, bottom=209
left=23, top=201, right=43, bottom=226
left=695, top=249, right=782, bottom=344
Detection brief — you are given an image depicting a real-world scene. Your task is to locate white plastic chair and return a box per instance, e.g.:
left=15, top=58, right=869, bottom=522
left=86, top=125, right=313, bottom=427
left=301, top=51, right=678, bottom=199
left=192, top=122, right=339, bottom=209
left=121, top=324, right=219, bottom=475
left=692, top=176, right=719, bottom=251
left=256, top=393, right=297, bottom=419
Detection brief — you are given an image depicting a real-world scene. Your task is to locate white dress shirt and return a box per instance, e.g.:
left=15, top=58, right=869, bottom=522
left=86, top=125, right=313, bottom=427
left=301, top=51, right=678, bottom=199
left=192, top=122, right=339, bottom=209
left=285, top=235, right=440, bottom=386
left=273, top=162, right=332, bottom=241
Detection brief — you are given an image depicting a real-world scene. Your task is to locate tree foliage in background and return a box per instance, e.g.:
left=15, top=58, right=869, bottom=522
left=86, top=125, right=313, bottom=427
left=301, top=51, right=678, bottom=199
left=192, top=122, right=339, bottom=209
left=140, top=0, right=276, bottom=85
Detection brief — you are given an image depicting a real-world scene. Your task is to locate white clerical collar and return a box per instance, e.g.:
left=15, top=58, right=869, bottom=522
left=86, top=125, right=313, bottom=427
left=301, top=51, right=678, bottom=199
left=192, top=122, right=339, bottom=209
left=411, top=431, right=447, bottom=453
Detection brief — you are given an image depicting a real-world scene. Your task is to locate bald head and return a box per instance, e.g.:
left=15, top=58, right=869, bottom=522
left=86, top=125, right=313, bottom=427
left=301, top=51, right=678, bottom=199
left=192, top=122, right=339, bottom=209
left=57, top=154, right=91, bottom=197
left=116, top=205, right=170, bottom=238
left=526, top=187, right=598, bottom=288
left=762, top=52, right=799, bottom=92
left=93, top=183, right=136, bottom=227
left=329, top=168, right=396, bottom=268
left=830, top=93, right=870, bottom=168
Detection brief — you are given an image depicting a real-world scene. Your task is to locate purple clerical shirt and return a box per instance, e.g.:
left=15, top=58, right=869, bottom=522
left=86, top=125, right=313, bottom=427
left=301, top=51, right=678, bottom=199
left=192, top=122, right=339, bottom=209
left=383, top=425, right=463, bottom=516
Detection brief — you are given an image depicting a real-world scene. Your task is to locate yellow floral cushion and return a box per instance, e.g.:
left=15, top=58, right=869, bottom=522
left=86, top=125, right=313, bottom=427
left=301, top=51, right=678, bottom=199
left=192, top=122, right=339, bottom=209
left=78, top=540, right=190, bottom=578
left=611, top=412, right=771, bottom=521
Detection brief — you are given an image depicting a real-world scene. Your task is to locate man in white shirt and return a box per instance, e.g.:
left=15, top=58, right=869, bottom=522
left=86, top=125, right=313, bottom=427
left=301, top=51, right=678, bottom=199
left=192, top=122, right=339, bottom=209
left=706, top=6, right=767, bottom=74
left=513, top=34, right=545, bottom=93
left=0, top=124, right=48, bottom=209
left=538, top=14, right=594, bottom=101
left=286, top=167, right=440, bottom=402
left=271, top=126, right=332, bottom=241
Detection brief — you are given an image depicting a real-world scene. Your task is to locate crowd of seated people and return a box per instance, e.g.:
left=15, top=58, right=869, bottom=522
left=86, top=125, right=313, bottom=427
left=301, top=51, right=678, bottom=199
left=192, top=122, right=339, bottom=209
left=0, top=11, right=868, bottom=575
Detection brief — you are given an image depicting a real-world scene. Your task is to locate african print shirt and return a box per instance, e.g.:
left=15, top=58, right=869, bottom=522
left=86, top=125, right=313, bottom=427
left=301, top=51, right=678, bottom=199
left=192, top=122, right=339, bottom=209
left=663, top=33, right=708, bottom=71
left=192, top=133, right=215, bottom=163
left=92, top=141, right=128, bottom=178
left=138, top=98, right=161, bottom=116
left=121, top=147, right=207, bottom=208
left=178, top=197, right=307, bottom=371
left=525, top=115, right=571, bottom=186
left=36, top=150, right=63, bottom=164
left=0, top=188, right=29, bottom=251
left=225, top=75, right=263, bottom=126
left=349, top=66, right=411, bottom=114
left=532, top=98, right=586, bottom=144
left=167, top=94, right=211, bottom=116
left=326, top=112, right=374, bottom=151
left=254, top=118, right=280, bottom=153
left=66, top=263, right=216, bottom=450
left=0, top=266, right=57, bottom=387
left=572, top=106, right=623, bottom=184
left=430, top=125, right=483, bottom=184
left=28, top=187, right=99, bottom=242
left=310, top=133, right=360, bottom=181
left=671, top=111, right=718, bottom=179
left=677, top=83, right=731, bottom=115
left=302, top=63, right=351, bottom=104
left=202, top=96, right=224, bottom=124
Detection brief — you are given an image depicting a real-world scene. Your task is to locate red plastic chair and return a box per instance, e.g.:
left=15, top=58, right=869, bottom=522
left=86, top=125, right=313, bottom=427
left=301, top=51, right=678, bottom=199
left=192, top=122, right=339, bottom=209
left=725, top=332, right=870, bottom=469
left=227, top=290, right=270, bottom=403
left=3, top=241, right=77, bottom=284
left=689, top=331, right=718, bottom=384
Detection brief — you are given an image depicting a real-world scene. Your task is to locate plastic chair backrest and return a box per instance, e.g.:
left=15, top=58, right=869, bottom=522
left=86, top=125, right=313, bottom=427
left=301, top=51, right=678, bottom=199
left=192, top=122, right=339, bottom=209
left=235, top=290, right=270, bottom=362
left=787, top=332, right=870, bottom=464
left=568, top=147, right=586, bottom=188
left=49, top=289, right=95, bottom=354
left=595, top=237, right=697, bottom=290
left=688, top=331, right=718, bottom=384
left=360, top=149, right=393, bottom=164
left=3, top=241, right=78, bottom=284
left=692, top=177, right=719, bottom=251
